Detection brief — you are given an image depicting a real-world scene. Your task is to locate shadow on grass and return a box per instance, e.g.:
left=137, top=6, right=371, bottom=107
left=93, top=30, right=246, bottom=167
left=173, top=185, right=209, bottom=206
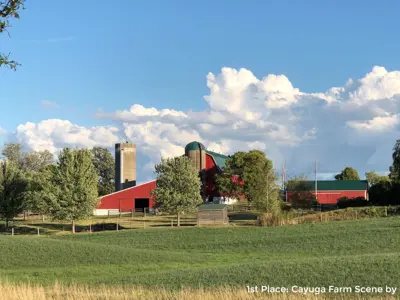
left=0, top=226, right=41, bottom=235
left=148, top=223, right=196, bottom=228
left=228, top=212, right=259, bottom=221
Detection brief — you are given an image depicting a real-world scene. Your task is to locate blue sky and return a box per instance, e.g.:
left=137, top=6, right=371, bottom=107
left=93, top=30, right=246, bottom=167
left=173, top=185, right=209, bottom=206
left=1, top=0, right=400, bottom=181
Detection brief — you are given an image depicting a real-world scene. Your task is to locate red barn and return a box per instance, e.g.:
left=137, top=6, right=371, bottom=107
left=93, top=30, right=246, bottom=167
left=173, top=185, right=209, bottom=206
left=285, top=180, right=369, bottom=205
left=95, top=141, right=235, bottom=215
left=95, top=180, right=156, bottom=215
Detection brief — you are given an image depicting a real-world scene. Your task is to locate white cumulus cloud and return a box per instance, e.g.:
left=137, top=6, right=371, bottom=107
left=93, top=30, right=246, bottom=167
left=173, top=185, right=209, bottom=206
left=15, top=119, right=120, bottom=155
left=6, top=65, right=400, bottom=181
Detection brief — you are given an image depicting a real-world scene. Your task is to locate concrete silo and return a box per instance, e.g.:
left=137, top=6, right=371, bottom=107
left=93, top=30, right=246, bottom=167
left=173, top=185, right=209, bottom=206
left=184, top=141, right=206, bottom=172
left=115, top=143, right=136, bottom=192
left=185, top=141, right=207, bottom=200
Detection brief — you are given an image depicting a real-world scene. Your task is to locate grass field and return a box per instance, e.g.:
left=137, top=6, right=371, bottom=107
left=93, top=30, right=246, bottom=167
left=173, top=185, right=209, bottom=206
left=0, top=216, right=399, bottom=298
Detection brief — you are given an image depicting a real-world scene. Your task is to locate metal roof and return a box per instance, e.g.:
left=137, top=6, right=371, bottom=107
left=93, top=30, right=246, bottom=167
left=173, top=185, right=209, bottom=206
left=185, top=141, right=206, bottom=151
left=98, top=179, right=156, bottom=199
left=206, top=150, right=228, bottom=169
left=286, top=180, right=368, bottom=191
left=198, top=204, right=227, bottom=210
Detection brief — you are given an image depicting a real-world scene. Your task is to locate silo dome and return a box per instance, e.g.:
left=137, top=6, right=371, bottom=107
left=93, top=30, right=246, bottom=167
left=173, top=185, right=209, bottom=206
left=185, top=141, right=206, bottom=172
left=185, top=141, right=206, bottom=152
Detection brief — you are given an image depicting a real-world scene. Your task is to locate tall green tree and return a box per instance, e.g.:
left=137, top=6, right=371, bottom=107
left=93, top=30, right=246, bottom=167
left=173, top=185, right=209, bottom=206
left=26, top=164, right=58, bottom=216
left=34, top=148, right=98, bottom=233
left=216, top=150, right=281, bottom=213
left=334, top=167, right=360, bottom=180
left=153, top=156, right=203, bottom=226
left=365, top=171, right=390, bottom=187
left=22, top=150, right=54, bottom=172
left=91, top=147, right=115, bottom=196
left=1, top=0, right=25, bottom=70
left=1, top=143, right=23, bottom=167
left=0, top=160, right=28, bottom=228
left=1, top=143, right=53, bottom=172
left=389, top=140, right=400, bottom=183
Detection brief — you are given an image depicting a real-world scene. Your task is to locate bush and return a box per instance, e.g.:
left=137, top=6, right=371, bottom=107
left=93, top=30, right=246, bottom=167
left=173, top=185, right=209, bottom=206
left=337, top=196, right=369, bottom=209
left=291, top=192, right=317, bottom=209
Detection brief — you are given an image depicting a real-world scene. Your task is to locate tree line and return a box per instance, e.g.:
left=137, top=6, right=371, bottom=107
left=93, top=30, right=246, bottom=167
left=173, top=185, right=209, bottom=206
left=0, top=144, right=115, bottom=232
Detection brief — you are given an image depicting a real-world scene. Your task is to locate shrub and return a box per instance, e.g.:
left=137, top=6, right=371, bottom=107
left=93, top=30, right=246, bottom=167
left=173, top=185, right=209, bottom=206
left=291, top=191, right=317, bottom=209
left=257, top=212, right=296, bottom=226
left=337, top=196, right=369, bottom=209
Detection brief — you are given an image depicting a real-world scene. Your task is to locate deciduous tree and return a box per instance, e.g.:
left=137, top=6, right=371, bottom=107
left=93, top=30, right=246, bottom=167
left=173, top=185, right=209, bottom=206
left=0, top=160, right=28, bottom=228
left=389, top=140, right=400, bottom=183
left=1, top=0, right=25, bottom=70
left=1, top=143, right=23, bottom=167
left=1, top=143, right=54, bottom=172
left=334, top=167, right=360, bottom=180
left=34, top=148, right=98, bottom=233
left=91, top=147, right=115, bottom=196
left=365, top=171, right=390, bottom=187
left=153, top=156, right=203, bottom=226
left=216, top=150, right=281, bottom=213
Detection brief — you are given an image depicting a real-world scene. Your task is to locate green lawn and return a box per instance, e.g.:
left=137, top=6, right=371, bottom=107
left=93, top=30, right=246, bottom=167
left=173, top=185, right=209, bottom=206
left=0, top=217, right=399, bottom=291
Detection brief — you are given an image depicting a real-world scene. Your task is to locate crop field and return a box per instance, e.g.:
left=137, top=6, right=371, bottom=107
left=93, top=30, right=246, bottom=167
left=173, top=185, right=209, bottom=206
left=0, top=217, right=399, bottom=298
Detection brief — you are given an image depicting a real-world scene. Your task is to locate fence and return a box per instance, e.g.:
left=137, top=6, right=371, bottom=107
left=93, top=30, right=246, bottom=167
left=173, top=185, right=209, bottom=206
left=0, top=211, right=198, bottom=236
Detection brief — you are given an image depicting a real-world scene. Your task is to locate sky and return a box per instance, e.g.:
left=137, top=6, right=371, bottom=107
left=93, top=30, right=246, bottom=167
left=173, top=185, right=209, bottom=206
left=1, top=0, right=400, bottom=182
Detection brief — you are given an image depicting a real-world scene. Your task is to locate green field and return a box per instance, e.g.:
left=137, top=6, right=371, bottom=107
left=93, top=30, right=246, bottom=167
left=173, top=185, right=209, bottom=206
left=0, top=217, right=399, bottom=293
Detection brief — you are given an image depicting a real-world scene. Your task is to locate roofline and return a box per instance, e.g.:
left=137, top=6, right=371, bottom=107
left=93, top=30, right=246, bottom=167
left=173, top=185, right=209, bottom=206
left=99, top=179, right=156, bottom=198
left=205, top=152, right=224, bottom=173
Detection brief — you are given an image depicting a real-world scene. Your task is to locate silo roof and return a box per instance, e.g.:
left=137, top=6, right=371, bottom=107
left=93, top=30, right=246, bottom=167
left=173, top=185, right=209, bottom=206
left=185, top=141, right=206, bottom=151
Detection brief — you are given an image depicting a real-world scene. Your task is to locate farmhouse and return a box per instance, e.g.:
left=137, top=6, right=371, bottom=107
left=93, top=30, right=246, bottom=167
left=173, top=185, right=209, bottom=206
left=285, top=180, right=369, bottom=205
left=95, top=141, right=237, bottom=215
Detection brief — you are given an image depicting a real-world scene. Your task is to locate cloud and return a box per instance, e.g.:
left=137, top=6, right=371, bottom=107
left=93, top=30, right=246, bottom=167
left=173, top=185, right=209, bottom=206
left=40, top=100, right=59, bottom=110
left=7, top=66, right=400, bottom=181
left=0, top=127, right=5, bottom=135
left=14, top=119, right=120, bottom=155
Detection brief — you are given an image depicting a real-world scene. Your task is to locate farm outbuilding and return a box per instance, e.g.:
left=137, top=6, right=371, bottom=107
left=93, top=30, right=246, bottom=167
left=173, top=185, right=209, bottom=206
left=197, top=204, right=229, bottom=225
left=285, top=180, right=369, bottom=205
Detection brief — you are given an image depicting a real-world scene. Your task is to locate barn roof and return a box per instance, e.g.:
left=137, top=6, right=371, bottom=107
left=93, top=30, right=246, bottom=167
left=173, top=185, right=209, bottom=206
left=286, top=180, right=368, bottom=191
left=98, top=179, right=156, bottom=199
left=198, top=204, right=227, bottom=210
left=205, top=150, right=228, bottom=170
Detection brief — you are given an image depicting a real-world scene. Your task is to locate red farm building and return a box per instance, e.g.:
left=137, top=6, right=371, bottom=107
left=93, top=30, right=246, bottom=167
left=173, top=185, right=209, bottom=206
left=285, top=180, right=369, bottom=205
left=94, top=141, right=234, bottom=215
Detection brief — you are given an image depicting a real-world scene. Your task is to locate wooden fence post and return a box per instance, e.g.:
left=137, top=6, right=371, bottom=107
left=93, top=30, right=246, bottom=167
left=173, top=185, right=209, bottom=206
left=116, top=223, right=119, bottom=231
left=89, top=224, right=92, bottom=233
left=11, top=228, right=14, bottom=236
left=37, top=227, right=40, bottom=236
